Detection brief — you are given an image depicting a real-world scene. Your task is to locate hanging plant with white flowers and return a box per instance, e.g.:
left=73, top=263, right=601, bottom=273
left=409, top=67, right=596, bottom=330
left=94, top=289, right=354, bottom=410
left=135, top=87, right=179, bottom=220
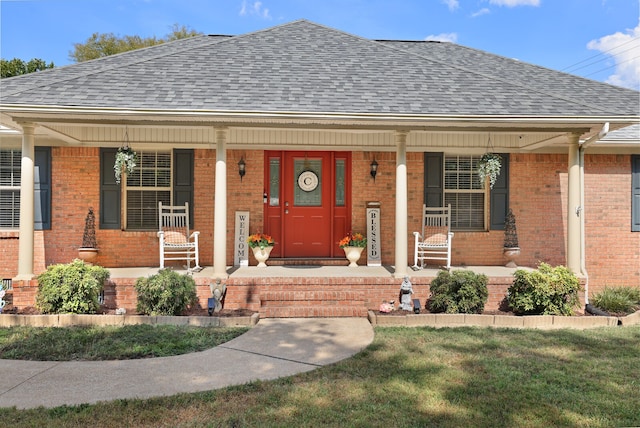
left=478, top=153, right=502, bottom=189
left=114, top=147, right=137, bottom=184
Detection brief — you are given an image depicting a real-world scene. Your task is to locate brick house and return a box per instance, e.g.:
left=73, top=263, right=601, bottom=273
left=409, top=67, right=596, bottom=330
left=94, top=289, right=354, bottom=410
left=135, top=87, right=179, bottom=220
left=1, top=20, right=638, bottom=315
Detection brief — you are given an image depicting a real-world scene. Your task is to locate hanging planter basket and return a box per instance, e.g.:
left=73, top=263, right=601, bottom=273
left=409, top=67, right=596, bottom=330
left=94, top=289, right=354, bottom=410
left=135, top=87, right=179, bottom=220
left=478, top=153, right=502, bottom=189
left=114, top=146, right=137, bottom=184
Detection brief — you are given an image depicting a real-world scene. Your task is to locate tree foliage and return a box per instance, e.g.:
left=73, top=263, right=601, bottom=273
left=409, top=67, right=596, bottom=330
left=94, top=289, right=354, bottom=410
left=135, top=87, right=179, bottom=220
left=69, top=24, right=201, bottom=62
left=0, top=58, right=55, bottom=78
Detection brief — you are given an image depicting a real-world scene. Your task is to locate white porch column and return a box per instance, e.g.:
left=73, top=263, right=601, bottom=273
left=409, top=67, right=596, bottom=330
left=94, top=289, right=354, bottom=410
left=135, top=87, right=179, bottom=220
left=213, top=127, right=228, bottom=279
left=16, top=123, right=36, bottom=280
left=394, top=130, right=409, bottom=278
left=567, top=133, right=581, bottom=273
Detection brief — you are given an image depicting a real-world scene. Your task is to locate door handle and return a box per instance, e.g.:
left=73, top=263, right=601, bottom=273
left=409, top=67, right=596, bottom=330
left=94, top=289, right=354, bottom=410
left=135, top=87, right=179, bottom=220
left=285, top=209, right=289, bottom=214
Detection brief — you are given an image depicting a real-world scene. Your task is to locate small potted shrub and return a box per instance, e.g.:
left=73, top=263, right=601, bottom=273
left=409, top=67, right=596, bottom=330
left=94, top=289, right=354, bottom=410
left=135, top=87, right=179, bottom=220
left=78, top=207, right=99, bottom=264
left=503, top=209, right=520, bottom=267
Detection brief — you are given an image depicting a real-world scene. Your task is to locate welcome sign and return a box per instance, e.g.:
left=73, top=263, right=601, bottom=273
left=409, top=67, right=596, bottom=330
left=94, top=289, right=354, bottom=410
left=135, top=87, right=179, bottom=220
left=234, top=211, right=250, bottom=266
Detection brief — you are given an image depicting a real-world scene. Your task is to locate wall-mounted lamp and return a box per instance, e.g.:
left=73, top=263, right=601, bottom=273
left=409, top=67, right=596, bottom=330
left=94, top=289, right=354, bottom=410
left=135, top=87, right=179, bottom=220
left=238, top=157, right=246, bottom=181
left=370, top=159, right=378, bottom=182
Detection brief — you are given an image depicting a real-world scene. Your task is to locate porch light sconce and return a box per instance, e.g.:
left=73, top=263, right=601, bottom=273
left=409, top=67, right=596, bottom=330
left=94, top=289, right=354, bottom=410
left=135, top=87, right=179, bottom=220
left=238, top=157, right=246, bottom=181
left=370, top=159, right=379, bottom=182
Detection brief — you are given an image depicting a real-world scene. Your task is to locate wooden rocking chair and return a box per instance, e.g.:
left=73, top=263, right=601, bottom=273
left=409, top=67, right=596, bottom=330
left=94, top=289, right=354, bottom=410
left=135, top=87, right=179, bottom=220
left=157, top=202, right=200, bottom=271
left=413, top=204, right=454, bottom=269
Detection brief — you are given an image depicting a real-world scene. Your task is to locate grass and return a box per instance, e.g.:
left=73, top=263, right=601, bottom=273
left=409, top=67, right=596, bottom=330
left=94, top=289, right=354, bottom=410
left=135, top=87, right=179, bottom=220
left=0, top=325, right=248, bottom=360
left=2, top=325, right=639, bottom=427
left=591, top=286, right=640, bottom=315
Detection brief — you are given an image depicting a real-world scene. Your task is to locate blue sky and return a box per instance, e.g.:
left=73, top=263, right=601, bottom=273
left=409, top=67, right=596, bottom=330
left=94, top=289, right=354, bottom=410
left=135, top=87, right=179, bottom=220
left=1, top=0, right=639, bottom=89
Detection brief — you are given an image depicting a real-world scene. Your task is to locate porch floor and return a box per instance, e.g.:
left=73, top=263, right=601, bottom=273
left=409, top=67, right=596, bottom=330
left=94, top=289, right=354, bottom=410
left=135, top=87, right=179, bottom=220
left=107, top=264, right=531, bottom=279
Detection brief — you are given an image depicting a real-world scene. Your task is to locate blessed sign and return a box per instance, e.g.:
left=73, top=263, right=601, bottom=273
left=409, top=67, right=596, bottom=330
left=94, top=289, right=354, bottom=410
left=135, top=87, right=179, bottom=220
left=366, top=202, right=381, bottom=266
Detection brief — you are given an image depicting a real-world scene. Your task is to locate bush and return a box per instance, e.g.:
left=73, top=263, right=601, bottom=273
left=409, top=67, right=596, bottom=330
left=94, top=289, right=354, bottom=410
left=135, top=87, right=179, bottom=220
left=507, top=263, right=580, bottom=316
left=591, top=286, right=640, bottom=315
left=135, top=269, right=198, bottom=316
left=36, top=259, right=109, bottom=314
left=427, top=270, right=488, bottom=314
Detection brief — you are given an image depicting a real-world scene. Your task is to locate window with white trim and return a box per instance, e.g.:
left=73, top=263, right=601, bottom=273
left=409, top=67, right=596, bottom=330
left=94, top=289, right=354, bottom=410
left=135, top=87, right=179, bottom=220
left=444, top=155, right=486, bottom=231
left=0, top=149, right=21, bottom=228
left=125, top=151, right=171, bottom=230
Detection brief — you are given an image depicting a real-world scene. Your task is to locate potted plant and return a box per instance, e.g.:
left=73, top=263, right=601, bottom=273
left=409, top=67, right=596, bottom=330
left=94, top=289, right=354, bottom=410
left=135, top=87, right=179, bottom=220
left=247, top=232, right=275, bottom=267
left=478, top=153, right=502, bottom=189
left=113, top=146, right=137, bottom=184
left=78, top=207, right=99, bottom=264
left=339, top=232, right=367, bottom=267
left=503, top=208, right=520, bottom=267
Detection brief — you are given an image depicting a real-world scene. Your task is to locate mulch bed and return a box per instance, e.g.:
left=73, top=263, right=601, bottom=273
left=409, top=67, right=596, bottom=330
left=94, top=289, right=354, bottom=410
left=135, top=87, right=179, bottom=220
left=374, top=308, right=593, bottom=317
left=1, top=305, right=257, bottom=318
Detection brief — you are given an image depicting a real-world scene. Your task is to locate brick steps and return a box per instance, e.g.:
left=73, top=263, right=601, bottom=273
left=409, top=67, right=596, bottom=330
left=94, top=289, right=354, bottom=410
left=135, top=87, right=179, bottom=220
left=259, top=290, right=368, bottom=318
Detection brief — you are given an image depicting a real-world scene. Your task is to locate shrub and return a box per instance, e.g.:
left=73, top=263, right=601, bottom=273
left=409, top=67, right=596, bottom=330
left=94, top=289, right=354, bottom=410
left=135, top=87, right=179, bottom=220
left=591, top=286, right=640, bottom=315
left=507, top=263, right=580, bottom=316
left=36, top=259, right=109, bottom=314
left=135, top=269, right=198, bottom=316
left=427, top=270, right=488, bottom=314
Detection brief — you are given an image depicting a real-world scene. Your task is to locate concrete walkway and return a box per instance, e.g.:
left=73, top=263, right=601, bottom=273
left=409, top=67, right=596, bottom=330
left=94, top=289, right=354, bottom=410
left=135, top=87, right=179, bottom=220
left=0, top=318, right=374, bottom=409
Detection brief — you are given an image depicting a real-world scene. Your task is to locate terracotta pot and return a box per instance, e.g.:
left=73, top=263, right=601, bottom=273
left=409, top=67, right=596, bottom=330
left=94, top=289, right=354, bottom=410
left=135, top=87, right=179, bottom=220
left=78, top=248, right=99, bottom=264
left=252, top=246, right=273, bottom=267
left=343, top=246, right=364, bottom=267
left=503, top=247, right=521, bottom=268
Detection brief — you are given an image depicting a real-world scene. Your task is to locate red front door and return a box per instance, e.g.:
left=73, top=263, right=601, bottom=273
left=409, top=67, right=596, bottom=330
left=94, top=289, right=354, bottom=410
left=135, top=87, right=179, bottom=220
left=283, top=151, right=331, bottom=256
left=264, top=151, right=350, bottom=258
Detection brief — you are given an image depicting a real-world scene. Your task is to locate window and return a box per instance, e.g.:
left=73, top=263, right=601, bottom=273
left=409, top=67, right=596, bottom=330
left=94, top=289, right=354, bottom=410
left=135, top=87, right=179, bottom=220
left=100, top=148, right=193, bottom=230
left=0, top=149, right=21, bottom=228
left=125, top=151, right=171, bottom=230
left=444, top=155, right=485, bottom=230
left=424, top=152, right=509, bottom=232
left=0, top=147, right=50, bottom=230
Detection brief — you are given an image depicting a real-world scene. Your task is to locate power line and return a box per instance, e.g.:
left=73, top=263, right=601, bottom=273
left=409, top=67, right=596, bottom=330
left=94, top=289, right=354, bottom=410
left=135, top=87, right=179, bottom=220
left=567, top=44, right=640, bottom=74
left=561, top=36, right=640, bottom=73
left=583, top=54, right=640, bottom=78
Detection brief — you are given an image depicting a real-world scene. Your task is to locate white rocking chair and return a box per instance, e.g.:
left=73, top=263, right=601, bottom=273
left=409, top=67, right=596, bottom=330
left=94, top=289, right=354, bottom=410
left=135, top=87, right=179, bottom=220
left=413, top=204, right=454, bottom=269
left=157, top=202, right=200, bottom=271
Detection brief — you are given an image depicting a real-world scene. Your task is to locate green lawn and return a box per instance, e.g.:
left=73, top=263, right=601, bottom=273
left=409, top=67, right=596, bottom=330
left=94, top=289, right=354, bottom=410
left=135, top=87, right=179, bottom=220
left=2, top=325, right=639, bottom=427
left=0, top=325, right=248, bottom=360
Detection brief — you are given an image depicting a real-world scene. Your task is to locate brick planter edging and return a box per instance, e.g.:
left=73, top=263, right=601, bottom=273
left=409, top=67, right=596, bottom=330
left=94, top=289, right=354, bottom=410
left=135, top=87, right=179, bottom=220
left=0, top=313, right=260, bottom=328
left=367, top=311, right=638, bottom=329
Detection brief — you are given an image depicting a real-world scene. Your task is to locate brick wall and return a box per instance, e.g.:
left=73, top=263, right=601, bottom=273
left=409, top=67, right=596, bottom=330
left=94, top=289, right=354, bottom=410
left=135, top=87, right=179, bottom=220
left=583, top=154, right=639, bottom=292
left=1, top=148, right=638, bottom=300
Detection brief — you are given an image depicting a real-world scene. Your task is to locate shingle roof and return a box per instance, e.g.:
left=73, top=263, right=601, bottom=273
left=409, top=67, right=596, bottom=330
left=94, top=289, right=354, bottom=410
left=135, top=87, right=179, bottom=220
left=1, top=20, right=638, bottom=117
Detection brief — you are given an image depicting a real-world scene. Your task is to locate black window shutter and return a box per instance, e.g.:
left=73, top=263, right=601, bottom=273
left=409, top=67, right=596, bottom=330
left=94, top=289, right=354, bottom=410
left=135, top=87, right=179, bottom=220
left=490, top=153, right=510, bottom=230
left=632, top=155, right=640, bottom=232
left=173, top=149, right=194, bottom=226
left=34, top=147, right=51, bottom=230
left=100, top=148, right=121, bottom=229
left=424, top=152, right=443, bottom=207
